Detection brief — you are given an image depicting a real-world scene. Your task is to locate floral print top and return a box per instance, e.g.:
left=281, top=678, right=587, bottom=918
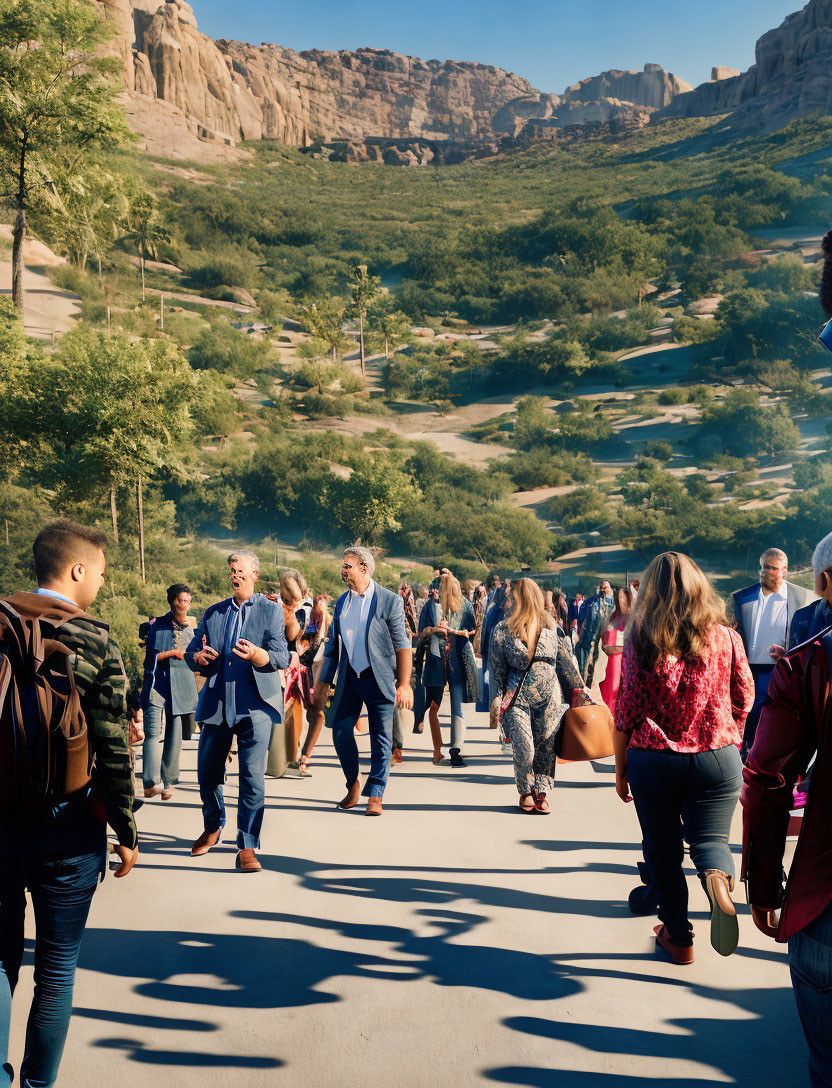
left=615, top=624, right=755, bottom=753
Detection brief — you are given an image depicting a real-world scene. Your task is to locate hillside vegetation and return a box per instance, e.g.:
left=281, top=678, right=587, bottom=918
left=6, top=62, right=832, bottom=675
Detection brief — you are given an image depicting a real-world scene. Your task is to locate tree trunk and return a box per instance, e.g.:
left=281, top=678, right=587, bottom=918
left=110, top=487, right=119, bottom=545
left=140, top=243, right=146, bottom=303
left=12, top=137, right=27, bottom=314
left=384, top=335, right=390, bottom=361
left=137, top=474, right=146, bottom=583
left=98, top=256, right=104, bottom=293
left=359, top=311, right=366, bottom=386
left=12, top=202, right=25, bottom=314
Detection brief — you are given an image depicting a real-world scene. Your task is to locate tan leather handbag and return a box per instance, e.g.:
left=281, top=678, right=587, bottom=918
left=559, top=703, right=615, bottom=762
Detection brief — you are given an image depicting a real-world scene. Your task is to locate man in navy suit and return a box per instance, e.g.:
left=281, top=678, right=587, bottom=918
left=315, top=547, right=413, bottom=816
left=185, top=551, right=290, bottom=871
left=732, top=547, right=816, bottom=761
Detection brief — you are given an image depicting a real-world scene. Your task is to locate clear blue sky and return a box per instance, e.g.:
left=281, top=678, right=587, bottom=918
left=193, top=0, right=800, bottom=93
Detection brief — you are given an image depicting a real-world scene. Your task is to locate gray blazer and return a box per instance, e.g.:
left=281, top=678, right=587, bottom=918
left=185, top=593, right=290, bottom=723
left=320, top=581, right=410, bottom=710
left=733, top=580, right=818, bottom=655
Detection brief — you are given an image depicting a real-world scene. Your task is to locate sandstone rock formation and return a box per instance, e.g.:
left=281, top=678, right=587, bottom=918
left=96, top=0, right=692, bottom=160
left=560, top=64, right=692, bottom=111
left=658, top=0, right=832, bottom=130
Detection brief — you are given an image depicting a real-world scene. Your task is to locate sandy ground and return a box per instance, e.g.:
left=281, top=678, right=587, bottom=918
left=0, top=230, right=81, bottom=340
left=8, top=703, right=806, bottom=1088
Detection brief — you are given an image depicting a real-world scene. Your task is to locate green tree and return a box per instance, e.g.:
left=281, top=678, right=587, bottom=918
left=26, top=329, right=197, bottom=578
left=349, top=264, right=381, bottom=386
left=43, top=164, right=129, bottom=285
left=371, top=304, right=412, bottom=361
left=330, top=461, right=420, bottom=544
left=295, top=337, right=335, bottom=394
left=0, top=0, right=129, bottom=312
left=297, top=298, right=349, bottom=364
left=121, top=189, right=171, bottom=302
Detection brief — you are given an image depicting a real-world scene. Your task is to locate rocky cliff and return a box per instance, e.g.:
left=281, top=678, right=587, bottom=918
left=658, top=0, right=832, bottom=130
left=97, top=0, right=692, bottom=160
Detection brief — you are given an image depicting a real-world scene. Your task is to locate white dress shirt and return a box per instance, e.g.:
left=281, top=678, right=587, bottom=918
left=341, top=580, right=375, bottom=675
left=747, top=585, right=788, bottom=665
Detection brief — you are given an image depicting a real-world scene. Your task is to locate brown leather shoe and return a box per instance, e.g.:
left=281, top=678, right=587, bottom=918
left=236, top=849, right=262, bottom=873
left=654, top=924, right=694, bottom=965
left=191, top=828, right=221, bottom=856
left=338, top=780, right=361, bottom=810
left=365, top=796, right=383, bottom=816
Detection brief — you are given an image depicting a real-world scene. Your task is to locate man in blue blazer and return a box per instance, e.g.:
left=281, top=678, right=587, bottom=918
left=732, top=547, right=816, bottom=760
left=185, top=551, right=290, bottom=871
left=315, top=547, right=413, bottom=816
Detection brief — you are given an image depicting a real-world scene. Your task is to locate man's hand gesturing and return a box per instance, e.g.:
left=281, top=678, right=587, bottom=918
left=396, top=684, right=414, bottom=710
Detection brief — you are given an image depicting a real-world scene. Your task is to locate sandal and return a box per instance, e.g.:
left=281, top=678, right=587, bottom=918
left=299, top=755, right=312, bottom=777
left=533, top=790, right=550, bottom=814
left=518, top=793, right=535, bottom=813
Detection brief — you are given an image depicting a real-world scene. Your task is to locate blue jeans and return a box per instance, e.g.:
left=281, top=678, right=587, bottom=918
left=141, top=703, right=183, bottom=789
left=332, top=668, right=394, bottom=798
left=197, top=715, right=272, bottom=850
left=435, top=678, right=466, bottom=750
left=627, top=745, right=742, bottom=945
left=0, top=801, right=106, bottom=1088
left=790, top=897, right=832, bottom=1086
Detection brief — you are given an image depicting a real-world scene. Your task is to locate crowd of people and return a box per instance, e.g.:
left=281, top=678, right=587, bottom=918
left=0, top=521, right=830, bottom=1086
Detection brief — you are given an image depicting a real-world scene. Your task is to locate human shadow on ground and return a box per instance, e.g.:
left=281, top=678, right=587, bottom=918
left=90, top=1038, right=282, bottom=1069
left=235, top=908, right=582, bottom=1003
left=257, top=856, right=632, bottom=918
left=485, top=950, right=804, bottom=1088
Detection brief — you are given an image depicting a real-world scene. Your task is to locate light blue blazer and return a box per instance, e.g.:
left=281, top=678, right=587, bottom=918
left=320, top=582, right=410, bottom=711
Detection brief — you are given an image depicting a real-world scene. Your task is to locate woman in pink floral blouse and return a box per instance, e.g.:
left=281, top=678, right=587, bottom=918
left=614, top=552, right=754, bottom=965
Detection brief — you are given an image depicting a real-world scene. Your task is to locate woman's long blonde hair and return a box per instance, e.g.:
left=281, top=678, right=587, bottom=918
left=507, top=578, right=554, bottom=657
left=629, top=551, right=727, bottom=670
left=440, top=573, right=464, bottom=617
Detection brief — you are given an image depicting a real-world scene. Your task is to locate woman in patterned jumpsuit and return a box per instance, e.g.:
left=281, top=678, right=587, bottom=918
left=489, top=578, right=591, bottom=813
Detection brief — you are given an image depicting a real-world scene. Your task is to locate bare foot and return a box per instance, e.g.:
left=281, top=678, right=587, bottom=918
left=337, top=780, right=361, bottom=810
left=392, top=748, right=404, bottom=765
left=161, top=788, right=174, bottom=801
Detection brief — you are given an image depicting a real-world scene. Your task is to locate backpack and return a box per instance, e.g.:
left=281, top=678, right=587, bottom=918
left=0, top=599, right=94, bottom=804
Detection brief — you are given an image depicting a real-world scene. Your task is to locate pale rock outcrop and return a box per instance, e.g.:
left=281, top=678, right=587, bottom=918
left=658, top=0, right=832, bottom=130
left=561, top=64, right=692, bottom=110
left=95, top=0, right=692, bottom=159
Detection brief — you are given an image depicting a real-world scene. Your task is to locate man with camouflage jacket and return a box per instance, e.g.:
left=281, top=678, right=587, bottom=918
left=0, top=520, right=138, bottom=1088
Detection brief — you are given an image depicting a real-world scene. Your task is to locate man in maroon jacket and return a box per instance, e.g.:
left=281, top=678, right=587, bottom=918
left=741, top=529, right=832, bottom=1087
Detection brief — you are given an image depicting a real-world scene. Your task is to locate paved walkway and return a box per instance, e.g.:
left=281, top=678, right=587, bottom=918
left=11, top=707, right=807, bottom=1087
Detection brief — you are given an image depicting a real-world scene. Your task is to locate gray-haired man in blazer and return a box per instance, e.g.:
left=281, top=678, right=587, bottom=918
left=315, top=547, right=413, bottom=816
left=732, top=546, right=816, bottom=760
left=185, top=550, right=289, bottom=871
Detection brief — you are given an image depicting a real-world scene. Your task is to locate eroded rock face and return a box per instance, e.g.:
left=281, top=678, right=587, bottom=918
left=659, top=0, right=832, bottom=130
left=95, top=1, right=692, bottom=159
left=561, top=64, right=692, bottom=110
